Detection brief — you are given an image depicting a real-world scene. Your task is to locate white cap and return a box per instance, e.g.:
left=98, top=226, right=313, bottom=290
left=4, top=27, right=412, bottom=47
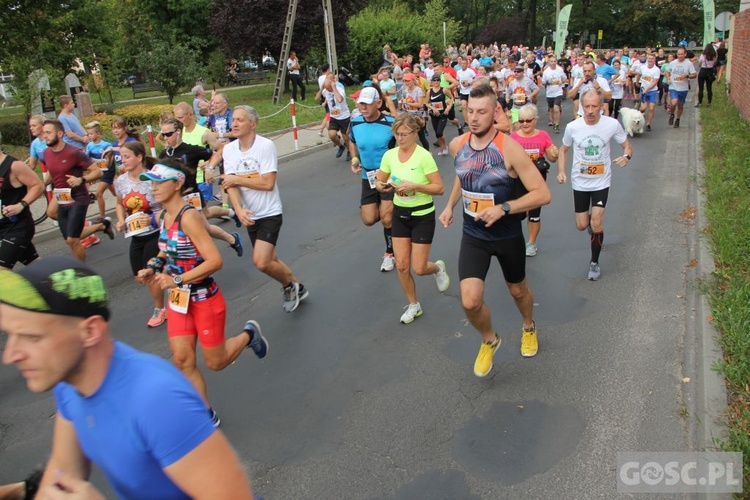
left=357, top=87, right=380, bottom=104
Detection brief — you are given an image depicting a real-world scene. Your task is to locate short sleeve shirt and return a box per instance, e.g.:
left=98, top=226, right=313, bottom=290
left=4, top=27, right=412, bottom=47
left=510, top=130, right=554, bottom=161
left=562, top=115, right=627, bottom=192
left=542, top=67, right=566, bottom=98
left=668, top=59, right=697, bottom=91
left=380, top=146, right=438, bottom=214
left=222, top=134, right=282, bottom=219
left=57, top=113, right=87, bottom=149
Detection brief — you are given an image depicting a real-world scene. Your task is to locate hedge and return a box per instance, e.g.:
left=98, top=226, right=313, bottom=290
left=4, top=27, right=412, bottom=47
left=0, top=120, right=30, bottom=147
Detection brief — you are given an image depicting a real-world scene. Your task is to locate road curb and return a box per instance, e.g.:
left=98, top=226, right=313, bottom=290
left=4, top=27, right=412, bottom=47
left=691, top=109, right=730, bottom=457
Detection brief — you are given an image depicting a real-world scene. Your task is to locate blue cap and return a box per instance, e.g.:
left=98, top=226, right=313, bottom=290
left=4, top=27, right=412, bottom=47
left=362, top=80, right=373, bottom=87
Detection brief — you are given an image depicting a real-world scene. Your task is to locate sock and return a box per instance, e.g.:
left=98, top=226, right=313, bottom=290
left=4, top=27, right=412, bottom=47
left=228, top=208, right=235, bottom=217
left=591, top=230, right=604, bottom=263
left=384, top=227, right=393, bottom=254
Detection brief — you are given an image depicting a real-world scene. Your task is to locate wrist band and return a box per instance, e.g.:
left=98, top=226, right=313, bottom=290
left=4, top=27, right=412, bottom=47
left=20, top=200, right=29, bottom=209
left=146, top=256, right=166, bottom=273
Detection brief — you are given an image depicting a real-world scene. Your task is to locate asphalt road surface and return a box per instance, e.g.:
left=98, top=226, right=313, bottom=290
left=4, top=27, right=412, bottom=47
left=0, top=96, right=703, bottom=499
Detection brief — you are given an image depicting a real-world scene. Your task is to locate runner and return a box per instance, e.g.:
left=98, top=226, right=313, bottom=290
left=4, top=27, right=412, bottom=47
left=85, top=122, right=114, bottom=219
left=426, top=74, right=453, bottom=156
left=317, top=73, right=352, bottom=161
left=456, top=58, right=476, bottom=127
left=556, top=90, right=633, bottom=280
left=0, top=139, right=44, bottom=269
left=567, top=61, right=612, bottom=118
left=541, top=55, right=567, bottom=134
left=637, top=54, right=661, bottom=131
left=399, top=72, right=430, bottom=150
left=348, top=87, right=397, bottom=271
left=506, top=65, right=539, bottom=130
left=42, top=119, right=114, bottom=261
left=438, top=83, right=550, bottom=377
left=114, top=141, right=166, bottom=327
left=667, top=47, right=697, bottom=128
left=376, top=113, right=448, bottom=324
left=509, top=104, right=558, bottom=257
left=27, top=115, right=54, bottom=221
left=609, top=59, right=626, bottom=120
left=0, top=256, right=256, bottom=499
left=137, top=160, right=268, bottom=427
left=570, top=53, right=585, bottom=119
left=221, top=105, right=310, bottom=313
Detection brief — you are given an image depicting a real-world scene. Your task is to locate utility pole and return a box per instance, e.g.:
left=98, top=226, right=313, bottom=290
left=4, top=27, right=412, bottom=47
left=322, top=0, right=338, bottom=74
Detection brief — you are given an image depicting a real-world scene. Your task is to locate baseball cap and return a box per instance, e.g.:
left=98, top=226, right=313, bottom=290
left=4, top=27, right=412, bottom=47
left=0, top=256, right=110, bottom=320
left=357, top=87, right=380, bottom=104
left=362, top=80, right=373, bottom=87
left=403, top=73, right=416, bottom=81
left=430, top=74, right=440, bottom=82
left=514, top=67, right=525, bottom=72
left=139, top=164, right=186, bottom=183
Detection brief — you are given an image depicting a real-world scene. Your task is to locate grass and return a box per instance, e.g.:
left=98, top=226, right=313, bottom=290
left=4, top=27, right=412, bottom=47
left=0, top=79, right=330, bottom=138
left=699, top=80, right=750, bottom=496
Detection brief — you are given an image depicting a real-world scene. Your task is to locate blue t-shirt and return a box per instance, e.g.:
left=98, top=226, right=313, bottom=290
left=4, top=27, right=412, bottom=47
left=30, top=137, right=47, bottom=161
left=479, top=56, right=493, bottom=67
left=113, top=136, right=139, bottom=170
left=349, top=113, right=395, bottom=179
left=454, top=133, right=522, bottom=241
left=86, top=140, right=113, bottom=160
left=595, top=63, right=618, bottom=80
left=54, top=342, right=215, bottom=500
left=57, top=112, right=87, bottom=149
left=209, top=109, right=233, bottom=137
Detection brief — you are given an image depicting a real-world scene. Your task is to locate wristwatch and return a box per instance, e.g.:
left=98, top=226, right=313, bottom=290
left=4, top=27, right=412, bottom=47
left=173, top=275, right=184, bottom=286
left=501, top=202, right=511, bottom=215
left=624, top=154, right=632, bottom=160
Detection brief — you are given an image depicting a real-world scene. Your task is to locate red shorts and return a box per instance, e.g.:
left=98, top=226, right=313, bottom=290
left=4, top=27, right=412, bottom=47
left=167, top=289, right=226, bottom=348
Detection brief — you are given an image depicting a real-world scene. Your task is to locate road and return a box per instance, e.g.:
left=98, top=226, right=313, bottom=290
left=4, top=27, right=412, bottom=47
left=0, top=97, right=703, bottom=498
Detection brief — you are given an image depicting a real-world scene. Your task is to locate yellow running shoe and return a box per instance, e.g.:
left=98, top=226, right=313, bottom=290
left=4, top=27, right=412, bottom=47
left=474, top=333, right=501, bottom=377
left=521, top=322, right=538, bottom=357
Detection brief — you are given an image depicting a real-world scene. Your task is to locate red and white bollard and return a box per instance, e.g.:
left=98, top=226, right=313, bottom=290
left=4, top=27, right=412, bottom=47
left=146, top=125, right=157, bottom=157
left=290, top=99, right=299, bottom=151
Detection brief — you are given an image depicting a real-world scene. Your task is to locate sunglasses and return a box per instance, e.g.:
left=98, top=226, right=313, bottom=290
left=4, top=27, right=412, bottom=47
left=518, top=119, right=535, bottom=124
left=162, top=130, right=178, bottom=138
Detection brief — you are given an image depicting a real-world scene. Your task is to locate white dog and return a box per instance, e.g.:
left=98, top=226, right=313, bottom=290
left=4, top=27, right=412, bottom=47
left=619, top=107, right=645, bottom=137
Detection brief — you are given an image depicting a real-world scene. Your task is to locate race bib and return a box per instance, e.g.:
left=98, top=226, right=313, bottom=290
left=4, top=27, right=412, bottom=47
left=168, top=285, right=190, bottom=314
left=97, top=160, right=109, bottom=172
left=433, top=102, right=444, bottom=110
left=580, top=162, right=605, bottom=175
left=461, top=189, right=494, bottom=217
left=331, top=109, right=341, bottom=116
left=236, top=169, right=260, bottom=179
left=183, top=192, right=202, bottom=211
left=54, top=188, right=74, bottom=205
left=124, top=212, right=154, bottom=238
left=366, top=169, right=379, bottom=189
left=525, top=148, right=540, bottom=161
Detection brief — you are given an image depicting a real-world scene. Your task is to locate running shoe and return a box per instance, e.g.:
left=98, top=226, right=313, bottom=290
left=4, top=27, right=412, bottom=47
left=100, top=217, right=115, bottom=240
left=434, top=260, right=450, bottom=292
left=554, top=124, right=560, bottom=134
left=433, top=141, right=440, bottom=147
left=442, top=148, right=450, bottom=155
left=674, top=118, right=680, bottom=128
left=81, top=235, right=100, bottom=249
left=587, top=262, right=601, bottom=281
left=380, top=252, right=395, bottom=272
left=548, top=120, right=554, bottom=127
left=474, top=333, right=501, bottom=377
left=147, top=308, right=167, bottom=328
left=668, top=113, right=675, bottom=126
left=298, top=283, right=309, bottom=303
left=335, top=145, right=346, bottom=158
left=647, top=124, right=651, bottom=132
left=458, top=126, right=465, bottom=135
left=244, top=320, right=268, bottom=358
left=437, top=149, right=444, bottom=156
left=209, top=408, right=221, bottom=428
left=282, top=281, right=301, bottom=313
left=230, top=232, right=244, bottom=257
left=400, top=302, right=423, bottom=324
left=520, top=321, right=538, bottom=357
left=525, top=242, right=537, bottom=257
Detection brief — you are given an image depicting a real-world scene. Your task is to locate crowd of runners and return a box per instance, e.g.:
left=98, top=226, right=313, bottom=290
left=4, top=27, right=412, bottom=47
left=0, top=37, right=722, bottom=497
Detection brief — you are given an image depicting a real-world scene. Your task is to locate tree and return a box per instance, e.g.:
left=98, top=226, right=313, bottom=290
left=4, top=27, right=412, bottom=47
left=137, top=37, right=202, bottom=104
left=4, top=57, right=62, bottom=119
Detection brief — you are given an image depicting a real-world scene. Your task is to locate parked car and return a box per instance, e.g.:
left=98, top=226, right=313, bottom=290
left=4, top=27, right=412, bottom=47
left=262, top=55, right=277, bottom=69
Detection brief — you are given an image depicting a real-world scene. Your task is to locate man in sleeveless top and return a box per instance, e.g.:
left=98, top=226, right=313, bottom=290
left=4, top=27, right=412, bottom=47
left=439, top=83, right=550, bottom=377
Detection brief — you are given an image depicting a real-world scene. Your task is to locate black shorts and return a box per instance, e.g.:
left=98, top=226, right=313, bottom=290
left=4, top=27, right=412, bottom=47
left=328, top=117, right=350, bottom=133
left=572, top=92, right=580, bottom=101
left=360, top=179, right=394, bottom=206
left=459, top=93, right=470, bottom=101
left=391, top=206, right=435, bottom=244
left=58, top=204, right=88, bottom=239
left=458, top=232, right=526, bottom=284
left=573, top=188, right=610, bottom=213
left=247, top=214, right=283, bottom=247
left=0, top=223, right=37, bottom=269
left=547, top=96, right=563, bottom=109
left=447, top=106, right=456, bottom=121
left=528, top=171, right=548, bottom=221
left=129, top=231, right=160, bottom=275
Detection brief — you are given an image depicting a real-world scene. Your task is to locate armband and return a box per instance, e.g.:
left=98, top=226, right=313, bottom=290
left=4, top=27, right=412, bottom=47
left=20, top=200, right=29, bottom=210
left=146, top=256, right=166, bottom=273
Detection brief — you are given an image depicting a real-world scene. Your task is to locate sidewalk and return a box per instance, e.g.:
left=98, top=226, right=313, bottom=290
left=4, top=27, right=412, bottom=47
left=32, top=123, right=332, bottom=243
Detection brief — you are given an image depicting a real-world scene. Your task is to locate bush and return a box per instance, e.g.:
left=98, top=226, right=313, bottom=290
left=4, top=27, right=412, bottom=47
left=112, top=104, right=173, bottom=127
left=0, top=119, right=31, bottom=147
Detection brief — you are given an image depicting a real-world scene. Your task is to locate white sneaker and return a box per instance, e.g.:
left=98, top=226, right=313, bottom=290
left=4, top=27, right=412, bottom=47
left=434, top=259, right=450, bottom=292
left=442, top=148, right=450, bottom=156
left=400, top=302, right=423, bottom=324
left=380, top=253, right=395, bottom=272
left=436, top=149, right=444, bottom=156
left=525, top=242, right=537, bottom=257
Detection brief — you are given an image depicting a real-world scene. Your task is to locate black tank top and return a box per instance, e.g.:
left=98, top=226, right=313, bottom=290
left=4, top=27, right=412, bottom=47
left=429, top=88, right=447, bottom=115
left=0, top=155, right=31, bottom=229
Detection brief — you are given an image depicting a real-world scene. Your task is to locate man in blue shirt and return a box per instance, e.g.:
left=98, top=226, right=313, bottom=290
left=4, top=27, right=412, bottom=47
left=0, top=257, right=255, bottom=499
left=57, top=95, right=88, bottom=150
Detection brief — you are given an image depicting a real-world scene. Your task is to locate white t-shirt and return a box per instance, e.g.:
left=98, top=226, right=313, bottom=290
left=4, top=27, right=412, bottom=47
left=424, top=67, right=435, bottom=81
left=571, top=64, right=585, bottom=81
left=318, top=74, right=327, bottom=89
left=573, top=76, right=611, bottom=116
left=629, top=59, right=643, bottom=76
left=562, top=115, right=627, bottom=192
left=611, top=68, right=627, bottom=99
left=222, top=135, right=283, bottom=219
left=456, top=68, right=475, bottom=96
left=322, top=82, right=350, bottom=121
left=287, top=58, right=300, bottom=75
left=542, top=67, right=566, bottom=97
left=639, top=65, right=661, bottom=93
left=668, top=59, right=697, bottom=91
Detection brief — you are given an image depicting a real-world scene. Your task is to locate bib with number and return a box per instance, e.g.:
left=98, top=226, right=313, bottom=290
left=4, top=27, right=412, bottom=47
left=168, top=285, right=190, bottom=313
left=183, top=192, right=202, bottom=211
left=580, top=162, right=605, bottom=175
left=237, top=169, right=260, bottom=180
left=331, top=109, right=341, bottom=116
left=124, top=213, right=154, bottom=238
left=366, top=169, right=379, bottom=189
left=525, top=148, right=540, bottom=161
left=461, top=189, right=494, bottom=217
left=54, top=188, right=74, bottom=205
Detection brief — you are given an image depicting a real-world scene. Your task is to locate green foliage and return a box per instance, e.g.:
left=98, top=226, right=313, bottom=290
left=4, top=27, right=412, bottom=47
left=346, top=0, right=461, bottom=77
left=0, top=119, right=31, bottom=148
left=4, top=57, right=63, bottom=119
left=136, top=38, right=203, bottom=104
left=206, top=49, right=228, bottom=86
